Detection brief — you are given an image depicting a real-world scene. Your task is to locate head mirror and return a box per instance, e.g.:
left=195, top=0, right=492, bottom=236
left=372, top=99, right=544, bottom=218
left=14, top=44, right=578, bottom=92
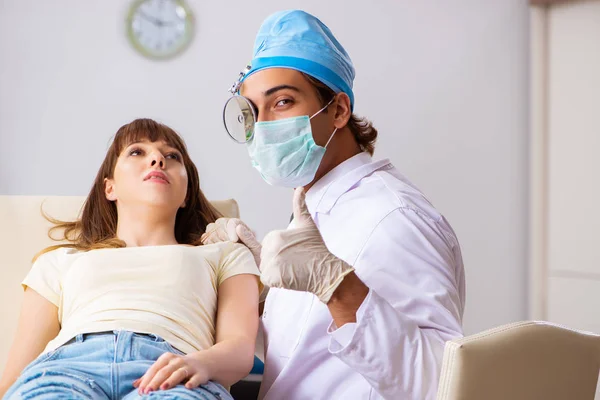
left=223, top=95, right=256, bottom=143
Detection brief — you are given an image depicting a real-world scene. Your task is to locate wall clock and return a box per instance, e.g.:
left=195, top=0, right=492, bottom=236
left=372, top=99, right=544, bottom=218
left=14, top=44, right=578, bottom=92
left=126, top=0, right=195, bottom=60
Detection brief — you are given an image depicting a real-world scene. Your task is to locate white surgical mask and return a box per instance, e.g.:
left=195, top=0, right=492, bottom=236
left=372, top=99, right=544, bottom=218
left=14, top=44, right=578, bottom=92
left=247, top=99, right=337, bottom=188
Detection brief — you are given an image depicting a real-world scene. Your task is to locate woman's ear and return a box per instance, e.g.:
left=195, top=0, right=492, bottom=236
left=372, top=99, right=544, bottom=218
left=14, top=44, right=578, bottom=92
left=333, top=92, right=352, bottom=129
left=104, top=178, right=117, bottom=202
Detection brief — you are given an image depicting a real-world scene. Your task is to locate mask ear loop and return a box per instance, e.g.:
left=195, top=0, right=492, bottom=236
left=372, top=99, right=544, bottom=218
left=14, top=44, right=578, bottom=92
left=310, top=96, right=336, bottom=119
left=315, top=95, right=338, bottom=148
left=324, top=128, right=338, bottom=148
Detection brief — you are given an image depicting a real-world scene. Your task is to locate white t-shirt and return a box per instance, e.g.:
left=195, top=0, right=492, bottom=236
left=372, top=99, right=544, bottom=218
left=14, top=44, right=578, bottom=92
left=22, top=242, right=260, bottom=355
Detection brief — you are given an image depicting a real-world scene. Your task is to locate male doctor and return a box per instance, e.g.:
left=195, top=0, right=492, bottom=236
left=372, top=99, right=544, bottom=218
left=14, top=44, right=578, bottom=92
left=202, top=9, right=465, bottom=400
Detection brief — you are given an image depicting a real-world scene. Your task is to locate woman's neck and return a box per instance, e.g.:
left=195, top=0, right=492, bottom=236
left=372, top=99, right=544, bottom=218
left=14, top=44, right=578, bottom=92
left=115, top=204, right=179, bottom=247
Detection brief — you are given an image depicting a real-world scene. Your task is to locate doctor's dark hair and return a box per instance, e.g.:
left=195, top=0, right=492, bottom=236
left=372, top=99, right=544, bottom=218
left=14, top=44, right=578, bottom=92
left=302, top=74, right=378, bottom=155
left=34, top=118, right=222, bottom=261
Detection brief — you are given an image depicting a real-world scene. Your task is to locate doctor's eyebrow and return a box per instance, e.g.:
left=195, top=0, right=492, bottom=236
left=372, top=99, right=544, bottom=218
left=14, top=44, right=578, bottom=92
left=264, top=85, right=301, bottom=97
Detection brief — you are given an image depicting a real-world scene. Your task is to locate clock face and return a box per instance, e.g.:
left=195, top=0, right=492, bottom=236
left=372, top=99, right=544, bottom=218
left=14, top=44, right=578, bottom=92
left=126, top=0, right=194, bottom=60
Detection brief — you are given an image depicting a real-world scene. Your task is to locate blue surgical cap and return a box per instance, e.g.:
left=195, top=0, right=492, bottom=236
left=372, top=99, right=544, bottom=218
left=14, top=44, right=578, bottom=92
left=243, top=10, right=356, bottom=108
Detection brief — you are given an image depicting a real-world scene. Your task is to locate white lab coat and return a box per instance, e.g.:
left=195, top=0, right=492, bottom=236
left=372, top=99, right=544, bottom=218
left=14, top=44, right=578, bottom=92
left=258, top=152, right=465, bottom=400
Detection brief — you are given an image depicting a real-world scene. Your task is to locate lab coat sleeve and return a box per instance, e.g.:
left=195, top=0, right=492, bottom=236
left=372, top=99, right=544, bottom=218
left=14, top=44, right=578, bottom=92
left=327, top=207, right=465, bottom=400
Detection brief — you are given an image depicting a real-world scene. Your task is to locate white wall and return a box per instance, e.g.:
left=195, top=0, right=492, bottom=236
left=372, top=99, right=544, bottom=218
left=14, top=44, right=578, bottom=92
left=544, top=1, right=600, bottom=335
left=0, top=0, right=530, bottom=335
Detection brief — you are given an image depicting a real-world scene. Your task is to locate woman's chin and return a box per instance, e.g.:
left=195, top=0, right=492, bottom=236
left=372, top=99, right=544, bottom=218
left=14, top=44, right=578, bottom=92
left=135, top=196, right=183, bottom=211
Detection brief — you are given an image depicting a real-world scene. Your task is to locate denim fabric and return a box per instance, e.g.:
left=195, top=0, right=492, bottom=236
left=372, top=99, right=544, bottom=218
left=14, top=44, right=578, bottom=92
left=4, top=330, right=231, bottom=400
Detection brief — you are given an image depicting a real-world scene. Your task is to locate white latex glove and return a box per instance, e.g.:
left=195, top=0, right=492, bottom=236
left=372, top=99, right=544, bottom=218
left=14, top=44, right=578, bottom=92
left=260, top=187, right=355, bottom=304
left=201, top=218, right=262, bottom=267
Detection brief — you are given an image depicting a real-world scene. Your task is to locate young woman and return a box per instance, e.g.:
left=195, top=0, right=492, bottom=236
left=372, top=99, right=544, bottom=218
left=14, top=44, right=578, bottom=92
left=0, top=118, right=260, bottom=399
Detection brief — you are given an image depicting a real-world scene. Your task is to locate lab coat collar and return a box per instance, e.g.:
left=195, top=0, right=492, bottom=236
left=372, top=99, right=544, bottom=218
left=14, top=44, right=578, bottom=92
left=305, top=152, right=391, bottom=216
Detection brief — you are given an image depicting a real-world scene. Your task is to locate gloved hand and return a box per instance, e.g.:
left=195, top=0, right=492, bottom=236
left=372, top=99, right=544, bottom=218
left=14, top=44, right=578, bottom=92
left=201, top=218, right=262, bottom=267
left=260, top=187, right=355, bottom=304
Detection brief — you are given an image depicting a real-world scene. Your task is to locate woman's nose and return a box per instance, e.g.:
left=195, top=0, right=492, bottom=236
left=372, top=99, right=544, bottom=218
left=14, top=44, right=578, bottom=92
left=150, top=153, right=165, bottom=168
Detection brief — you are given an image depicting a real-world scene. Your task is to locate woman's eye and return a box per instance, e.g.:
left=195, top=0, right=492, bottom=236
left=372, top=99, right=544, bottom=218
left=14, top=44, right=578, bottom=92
left=129, top=148, right=143, bottom=156
left=166, top=153, right=180, bottom=161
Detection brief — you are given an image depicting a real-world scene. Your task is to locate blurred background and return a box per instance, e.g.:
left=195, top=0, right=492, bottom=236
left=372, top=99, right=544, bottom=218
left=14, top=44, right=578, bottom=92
left=1, top=0, right=598, bottom=397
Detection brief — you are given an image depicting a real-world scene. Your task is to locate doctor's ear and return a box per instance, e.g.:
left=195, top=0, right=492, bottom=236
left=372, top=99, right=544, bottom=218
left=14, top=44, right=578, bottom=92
left=333, top=92, right=352, bottom=129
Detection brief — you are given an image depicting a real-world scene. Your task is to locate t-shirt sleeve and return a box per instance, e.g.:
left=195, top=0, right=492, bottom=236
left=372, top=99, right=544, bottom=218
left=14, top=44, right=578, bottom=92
left=217, top=242, right=261, bottom=286
left=21, top=248, right=65, bottom=307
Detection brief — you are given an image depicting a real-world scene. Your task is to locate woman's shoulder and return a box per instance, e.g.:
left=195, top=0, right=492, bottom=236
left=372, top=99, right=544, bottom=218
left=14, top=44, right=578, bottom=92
left=192, top=241, right=252, bottom=262
left=198, top=241, right=248, bottom=253
left=38, top=243, right=250, bottom=262
left=35, top=246, right=75, bottom=260
left=32, top=246, right=82, bottom=270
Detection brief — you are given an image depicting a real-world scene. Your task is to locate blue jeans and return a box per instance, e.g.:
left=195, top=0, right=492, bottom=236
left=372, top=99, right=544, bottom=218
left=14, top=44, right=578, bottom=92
left=4, top=330, right=231, bottom=400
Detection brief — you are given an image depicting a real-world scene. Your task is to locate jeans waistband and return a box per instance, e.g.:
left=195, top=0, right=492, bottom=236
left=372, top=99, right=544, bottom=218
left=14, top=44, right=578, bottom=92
left=66, top=330, right=165, bottom=345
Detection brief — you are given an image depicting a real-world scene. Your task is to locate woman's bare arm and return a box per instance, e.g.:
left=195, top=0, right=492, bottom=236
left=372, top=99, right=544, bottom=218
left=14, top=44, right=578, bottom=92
left=0, top=288, right=60, bottom=396
left=136, top=273, right=260, bottom=393
left=194, top=273, right=260, bottom=386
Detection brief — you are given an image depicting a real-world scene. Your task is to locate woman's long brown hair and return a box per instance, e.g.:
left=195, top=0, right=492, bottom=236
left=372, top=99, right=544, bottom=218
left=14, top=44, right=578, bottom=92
left=35, top=118, right=222, bottom=261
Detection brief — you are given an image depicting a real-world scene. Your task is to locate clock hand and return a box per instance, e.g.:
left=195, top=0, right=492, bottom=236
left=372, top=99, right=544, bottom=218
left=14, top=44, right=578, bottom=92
left=137, top=10, right=176, bottom=27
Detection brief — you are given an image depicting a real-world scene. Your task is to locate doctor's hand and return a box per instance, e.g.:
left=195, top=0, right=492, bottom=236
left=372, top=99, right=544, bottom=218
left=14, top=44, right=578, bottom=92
left=201, top=218, right=262, bottom=267
left=260, top=187, right=355, bottom=304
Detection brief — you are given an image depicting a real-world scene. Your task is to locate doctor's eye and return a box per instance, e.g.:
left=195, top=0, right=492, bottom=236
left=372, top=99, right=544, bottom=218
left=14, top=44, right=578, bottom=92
left=275, top=98, right=294, bottom=108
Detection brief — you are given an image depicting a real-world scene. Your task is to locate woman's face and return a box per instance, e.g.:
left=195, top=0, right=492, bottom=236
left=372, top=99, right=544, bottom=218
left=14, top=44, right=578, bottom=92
left=104, top=139, right=188, bottom=212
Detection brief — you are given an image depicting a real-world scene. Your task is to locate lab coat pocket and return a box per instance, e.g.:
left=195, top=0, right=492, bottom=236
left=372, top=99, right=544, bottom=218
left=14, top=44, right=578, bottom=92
left=262, top=288, right=313, bottom=359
